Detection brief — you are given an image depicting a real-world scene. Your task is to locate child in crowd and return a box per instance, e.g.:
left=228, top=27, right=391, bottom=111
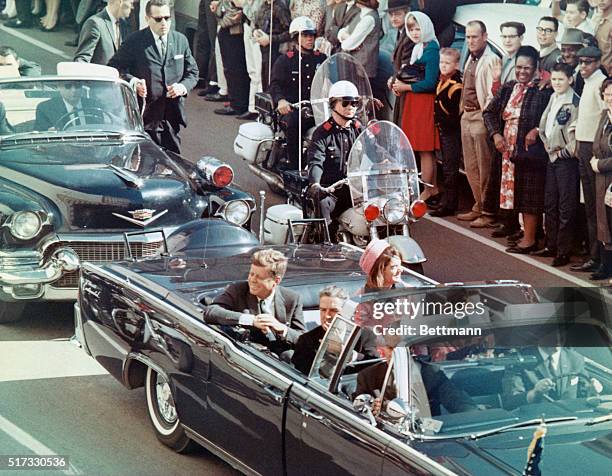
left=538, top=62, right=581, bottom=267
left=430, top=47, right=462, bottom=217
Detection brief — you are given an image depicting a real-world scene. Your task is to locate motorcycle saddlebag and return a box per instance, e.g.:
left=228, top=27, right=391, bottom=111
left=233, top=122, right=274, bottom=163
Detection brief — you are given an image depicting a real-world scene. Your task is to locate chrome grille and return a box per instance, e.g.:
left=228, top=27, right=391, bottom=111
left=50, top=240, right=163, bottom=288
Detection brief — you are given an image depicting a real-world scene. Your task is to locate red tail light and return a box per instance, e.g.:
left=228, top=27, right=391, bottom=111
left=410, top=200, right=427, bottom=219
left=213, top=165, right=234, bottom=187
left=364, top=204, right=380, bottom=221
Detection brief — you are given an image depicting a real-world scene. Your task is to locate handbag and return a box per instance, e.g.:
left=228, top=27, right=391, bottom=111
left=396, top=63, right=425, bottom=84
left=511, top=139, right=548, bottom=168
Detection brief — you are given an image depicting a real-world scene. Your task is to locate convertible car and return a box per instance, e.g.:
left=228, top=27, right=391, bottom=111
left=75, top=244, right=612, bottom=475
left=0, top=71, right=255, bottom=322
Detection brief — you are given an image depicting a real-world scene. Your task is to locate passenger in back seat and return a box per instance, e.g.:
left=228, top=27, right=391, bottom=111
left=292, top=285, right=378, bottom=375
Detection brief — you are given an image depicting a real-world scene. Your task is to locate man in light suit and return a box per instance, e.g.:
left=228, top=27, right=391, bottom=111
left=74, top=0, right=134, bottom=65
left=108, top=0, right=198, bottom=153
left=204, top=249, right=305, bottom=354
left=35, top=82, right=103, bottom=131
left=502, top=345, right=601, bottom=410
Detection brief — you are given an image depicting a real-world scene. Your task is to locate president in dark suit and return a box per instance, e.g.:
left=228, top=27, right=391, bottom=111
left=35, top=83, right=103, bottom=131
left=108, top=0, right=198, bottom=154
left=74, top=0, right=133, bottom=65
left=502, top=346, right=600, bottom=410
left=292, top=285, right=378, bottom=375
left=203, top=249, right=305, bottom=354
left=354, top=346, right=477, bottom=417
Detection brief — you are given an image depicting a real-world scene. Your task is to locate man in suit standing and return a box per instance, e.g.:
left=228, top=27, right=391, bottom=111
left=108, top=0, right=198, bottom=154
left=35, top=82, right=103, bottom=131
left=74, top=0, right=134, bottom=65
left=292, top=285, right=378, bottom=375
left=204, top=249, right=305, bottom=354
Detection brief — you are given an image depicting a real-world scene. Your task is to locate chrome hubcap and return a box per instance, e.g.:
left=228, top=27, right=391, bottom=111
left=155, top=376, right=177, bottom=424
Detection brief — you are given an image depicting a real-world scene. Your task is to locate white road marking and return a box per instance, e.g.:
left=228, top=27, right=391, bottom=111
left=0, top=414, right=82, bottom=474
left=0, top=25, right=72, bottom=60
left=0, top=341, right=107, bottom=383
left=425, top=215, right=595, bottom=287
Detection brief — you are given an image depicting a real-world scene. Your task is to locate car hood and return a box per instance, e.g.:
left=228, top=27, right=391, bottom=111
left=0, top=139, right=201, bottom=231
left=422, top=423, right=612, bottom=475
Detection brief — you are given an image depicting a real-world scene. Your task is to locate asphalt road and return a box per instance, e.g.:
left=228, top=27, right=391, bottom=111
left=0, top=22, right=605, bottom=476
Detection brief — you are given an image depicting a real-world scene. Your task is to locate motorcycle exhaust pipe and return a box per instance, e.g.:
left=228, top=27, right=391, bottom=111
left=248, top=164, right=285, bottom=191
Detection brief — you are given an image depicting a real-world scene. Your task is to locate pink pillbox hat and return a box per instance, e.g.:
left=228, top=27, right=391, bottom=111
left=359, top=239, right=390, bottom=275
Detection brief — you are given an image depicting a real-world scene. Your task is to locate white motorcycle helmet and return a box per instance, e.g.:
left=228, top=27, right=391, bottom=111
left=289, top=16, right=317, bottom=38
left=328, top=81, right=361, bottom=120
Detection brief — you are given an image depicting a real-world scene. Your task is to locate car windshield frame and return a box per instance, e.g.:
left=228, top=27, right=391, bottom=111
left=0, top=76, right=144, bottom=140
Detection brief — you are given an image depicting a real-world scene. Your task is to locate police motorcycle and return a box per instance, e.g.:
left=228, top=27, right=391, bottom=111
left=260, top=55, right=427, bottom=271
left=233, top=16, right=322, bottom=195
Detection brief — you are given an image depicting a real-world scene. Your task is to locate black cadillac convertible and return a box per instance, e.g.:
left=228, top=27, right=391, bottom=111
left=0, top=72, right=256, bottom=322
left=74, top=244, right=612, bottom=475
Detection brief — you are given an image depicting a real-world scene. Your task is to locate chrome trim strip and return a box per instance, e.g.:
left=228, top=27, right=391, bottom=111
left=183, top=426, right=261, bottom=476
left=82, top=262, right=452, bottom=475
left=109, top=164, right=144, bottom=189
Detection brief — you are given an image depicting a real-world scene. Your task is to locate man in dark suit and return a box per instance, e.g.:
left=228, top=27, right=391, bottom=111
left=74, top=0, right=133, bottom=65
left=0, top=46, right=41, bottom=77
left=108, top=0, right=198, bottom=154
left=354, top=345, right=477, bottom=417
left=35, top=82, right=103, bottom=131
left=324, top=0, right=360, bottom=54
left=204, top=249, right=305, bottom=354
left=292, top=285, right=378, bottom=375
left=502, top=346, right=601, bottom=410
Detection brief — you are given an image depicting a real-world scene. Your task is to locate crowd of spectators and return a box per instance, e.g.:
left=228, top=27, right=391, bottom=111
left=1, top=0, right=611, bottom=280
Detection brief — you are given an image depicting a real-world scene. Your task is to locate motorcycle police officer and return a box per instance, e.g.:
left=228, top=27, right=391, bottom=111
left=268, top=16, right=326, bottom=170
left=307, top=81, right=363, bottom=240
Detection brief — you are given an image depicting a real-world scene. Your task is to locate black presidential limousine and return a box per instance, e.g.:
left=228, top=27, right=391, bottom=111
left=75, top=244, right=612, bottom=475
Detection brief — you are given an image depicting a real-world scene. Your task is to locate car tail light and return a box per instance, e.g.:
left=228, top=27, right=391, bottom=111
left=364, top=204, right=380, bottom=221
left=196, top=156, right=234, bottom=188
left=410, top=200, right=427, bottom=219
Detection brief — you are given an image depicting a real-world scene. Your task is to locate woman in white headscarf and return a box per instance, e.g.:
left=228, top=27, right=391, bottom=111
left=391, top=11, right=440, bottom=202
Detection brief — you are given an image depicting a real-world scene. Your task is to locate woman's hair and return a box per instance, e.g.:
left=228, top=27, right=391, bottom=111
left=405, top=14, right=419, bottom=30
left=601, top=78, right=612, bottom=99
left=365, top=245, right=401, bottom=289
left=516, top=45, right=540, bottom=69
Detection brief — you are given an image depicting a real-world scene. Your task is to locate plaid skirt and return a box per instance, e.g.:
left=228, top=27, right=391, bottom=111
left=513, top=159, right=547, bottom=214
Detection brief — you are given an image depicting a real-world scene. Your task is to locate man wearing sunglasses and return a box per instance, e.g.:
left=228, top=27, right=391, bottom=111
left=109, top=0, right=198, bottom=154
left=307, top=80, right=363, bottom=241
left=35, top=82, right=104, bottom=132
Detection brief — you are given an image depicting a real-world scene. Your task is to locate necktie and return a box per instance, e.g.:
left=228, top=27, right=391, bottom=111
left=114, top=21, right=121, bottom=49
left=160, top=37, right=167, bottom=61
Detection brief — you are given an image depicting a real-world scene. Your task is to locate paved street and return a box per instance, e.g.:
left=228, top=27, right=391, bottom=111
left=0, top=22, right=604, bottom=476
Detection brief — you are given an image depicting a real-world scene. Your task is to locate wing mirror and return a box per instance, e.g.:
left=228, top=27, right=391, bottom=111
left=386, top=398, right=411, bottom=421
left=353, top=394, right=377, bottom=427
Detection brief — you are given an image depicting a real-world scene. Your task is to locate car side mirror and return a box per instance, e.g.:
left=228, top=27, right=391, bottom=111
left=352, top=393, right=373, bottom=412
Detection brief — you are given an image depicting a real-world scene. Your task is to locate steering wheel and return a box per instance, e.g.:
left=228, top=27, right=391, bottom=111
left=55, top=107, right=115, bottom=131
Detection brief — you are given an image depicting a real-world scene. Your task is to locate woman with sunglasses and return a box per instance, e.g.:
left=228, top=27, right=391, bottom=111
left=391, top=11, right=440, bottom=203
left=306, top=80, right=363, bottom=242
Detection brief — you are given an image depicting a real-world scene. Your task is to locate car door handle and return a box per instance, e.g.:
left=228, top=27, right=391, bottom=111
left=263, top=385, right=284, bottom=404
left=300, top=407, right=324, bottom=421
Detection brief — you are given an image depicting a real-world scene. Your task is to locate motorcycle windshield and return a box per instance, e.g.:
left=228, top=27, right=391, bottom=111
left=310, top=53, right=373, bottom=127
left=346, top=121, right=419, bottom=206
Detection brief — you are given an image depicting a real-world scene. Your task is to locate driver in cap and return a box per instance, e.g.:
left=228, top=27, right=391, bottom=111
left=307, top=80, right=363, bottom=241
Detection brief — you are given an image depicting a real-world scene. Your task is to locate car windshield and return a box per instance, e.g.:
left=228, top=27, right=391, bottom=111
left=0, top=78, right=143, bottom=137
left=339, top=286, right=612, bottom=438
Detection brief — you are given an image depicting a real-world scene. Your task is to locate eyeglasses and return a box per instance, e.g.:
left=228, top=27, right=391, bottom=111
left=500, top=35, right=519, bottom=39
left=340, top=99, right=360, bottom=107
left=61, top=83, right=81, bottom=90
left=536, top=27, right=556, bottom=34
left=151, top=15, right=171, bottom=22
left=579, top=58, right=598, bottom=65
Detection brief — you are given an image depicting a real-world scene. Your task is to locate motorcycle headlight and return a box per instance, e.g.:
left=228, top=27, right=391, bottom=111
left=9, top=211, right=43, bottom=240
left=222, top=200, right=250, bottom=226
left=383, top=198, right=406, bottom=224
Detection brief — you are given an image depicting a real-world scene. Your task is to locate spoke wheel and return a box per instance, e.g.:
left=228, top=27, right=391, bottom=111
left=145, top=367, right=197, bottom=453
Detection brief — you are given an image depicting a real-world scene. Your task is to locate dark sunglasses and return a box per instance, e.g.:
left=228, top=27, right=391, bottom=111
left=579, top=58, right=598, bottom=65
left=62, top=83, right=81, bottom=90
left=340, top=99, right=360, bottom=107
left=151, top=15, right=171, bottom=22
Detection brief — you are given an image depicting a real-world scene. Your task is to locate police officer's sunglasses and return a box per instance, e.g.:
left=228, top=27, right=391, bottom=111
left=151, top=15, right=171, bottom=22
left=338, top=98, right=361, bottom=108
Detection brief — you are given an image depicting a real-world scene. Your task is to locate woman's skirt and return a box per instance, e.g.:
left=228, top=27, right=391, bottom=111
left=400, top=91, right=439, bottom=152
